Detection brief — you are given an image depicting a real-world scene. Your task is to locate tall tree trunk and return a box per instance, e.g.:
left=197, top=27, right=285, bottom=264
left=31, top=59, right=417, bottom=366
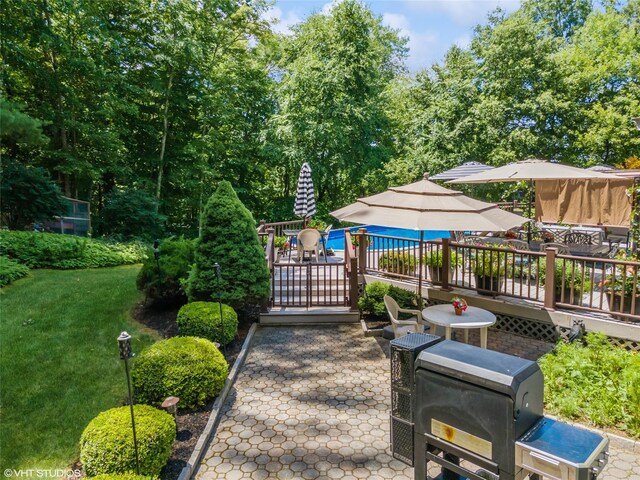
left=42, top=0, right=71, bottom=196
left=156, top=67, right=174, bottom=208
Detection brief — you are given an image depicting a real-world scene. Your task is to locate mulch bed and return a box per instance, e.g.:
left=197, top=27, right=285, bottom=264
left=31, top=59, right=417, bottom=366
left=131, top=300, right=254, bottom=480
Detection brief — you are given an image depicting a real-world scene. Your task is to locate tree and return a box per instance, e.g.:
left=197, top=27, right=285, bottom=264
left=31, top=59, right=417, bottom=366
left=187, top=181, right=270, bottom=311
left=0, top=159, right=66, bottom=230
left=271, top=0, right=407, bottom=210
left=97, top=188, right=166, bottom=240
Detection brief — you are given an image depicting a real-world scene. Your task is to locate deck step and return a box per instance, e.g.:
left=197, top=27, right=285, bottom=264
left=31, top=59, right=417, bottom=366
left=260, top=307, right=360, bottom=325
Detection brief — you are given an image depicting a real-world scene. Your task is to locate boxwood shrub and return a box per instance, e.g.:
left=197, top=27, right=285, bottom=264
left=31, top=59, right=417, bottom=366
left=79, top=405, right=175, bottom=476
left=132, top=337, right=228, bottom=409
left=176, top=301, right=238, bottom=345
left=0, top=231, right=146, bottom=269
left=0, top=255, right=30, bottom=287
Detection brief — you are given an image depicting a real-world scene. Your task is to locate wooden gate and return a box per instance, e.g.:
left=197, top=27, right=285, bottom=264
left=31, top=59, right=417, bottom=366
left=271, top=261, right=349, bottom=307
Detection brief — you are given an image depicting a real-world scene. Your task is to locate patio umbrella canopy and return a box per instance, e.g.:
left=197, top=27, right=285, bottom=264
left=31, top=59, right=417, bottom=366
left=294, top=162, right=316, bottom=219
left=330, top=173, right=526, bottom=232
left=430, top=161, right=495, bottom=181
left=447, top=158, right=619, bottom=184
left=447, top=158, right=621, bottom=239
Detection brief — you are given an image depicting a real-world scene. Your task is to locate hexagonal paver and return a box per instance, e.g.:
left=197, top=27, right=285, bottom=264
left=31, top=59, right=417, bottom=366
left=194, top=325, right=640, bottom=480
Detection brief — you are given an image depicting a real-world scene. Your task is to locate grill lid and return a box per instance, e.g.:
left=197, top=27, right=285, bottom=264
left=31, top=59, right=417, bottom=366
left=415, top=340, right=541, bottom=399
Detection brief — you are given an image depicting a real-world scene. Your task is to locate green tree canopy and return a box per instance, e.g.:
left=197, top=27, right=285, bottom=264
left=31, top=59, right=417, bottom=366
left=271, top=0, right=407, bottom=211
left=0, top=159, right=66, bottom=229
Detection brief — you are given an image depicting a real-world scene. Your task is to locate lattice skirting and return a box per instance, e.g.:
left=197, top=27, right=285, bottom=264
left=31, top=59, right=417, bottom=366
left=558, top=326, right=640, bottom=352
left=422, top=298, right=639, bottom=352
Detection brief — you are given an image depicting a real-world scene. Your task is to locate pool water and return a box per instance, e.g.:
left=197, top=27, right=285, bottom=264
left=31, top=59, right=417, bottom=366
left=325, top=225, right=450, bottom=251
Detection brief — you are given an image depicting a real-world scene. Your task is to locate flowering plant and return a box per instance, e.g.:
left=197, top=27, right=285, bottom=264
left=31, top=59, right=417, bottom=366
left=541, top=231, right=555, bottom=242
left=451, top=297, right=468, bottom=311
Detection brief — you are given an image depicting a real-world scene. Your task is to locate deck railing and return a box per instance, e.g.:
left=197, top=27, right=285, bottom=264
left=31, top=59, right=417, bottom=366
left=259, top=219, right=305, bottom=237
left=352, top=228, right=639, bottom=321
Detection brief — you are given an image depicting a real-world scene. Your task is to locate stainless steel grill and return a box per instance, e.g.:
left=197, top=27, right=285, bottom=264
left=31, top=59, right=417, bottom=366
left=405, top=339, right=608, bottom=480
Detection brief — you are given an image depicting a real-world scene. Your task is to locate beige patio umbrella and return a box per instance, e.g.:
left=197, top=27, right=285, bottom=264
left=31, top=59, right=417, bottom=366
left=447, top=158, right=619, bottom=184
left=447, top=158, right=620, bottom=240
left=330, top=173, right=527, bottom=294
left=331, top=174, right=526, bottom=232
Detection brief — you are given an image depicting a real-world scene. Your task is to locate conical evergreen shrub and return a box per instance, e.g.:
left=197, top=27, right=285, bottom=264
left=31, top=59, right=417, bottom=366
left=187, top=181, right=270, bottom=309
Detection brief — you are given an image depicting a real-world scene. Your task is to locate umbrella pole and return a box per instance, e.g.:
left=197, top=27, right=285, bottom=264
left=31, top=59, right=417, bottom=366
left=418, top=230, right=424, bottom=307
left=527, top=178, right=533, bottom=243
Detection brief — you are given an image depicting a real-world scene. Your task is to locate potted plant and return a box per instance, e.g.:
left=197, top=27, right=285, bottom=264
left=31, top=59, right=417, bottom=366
left=451, top=297, right=467, bottom=316
left=541, top=231, right=555, bottom=243
left=472, top=246, right=511, bottom=296
left=600, top=252, right=640, bottom=318
left=378, top=252, right=417, bottom=275
left=423, top=249, right=460, bottom=283
left=538, top=259, right=585, bottom=305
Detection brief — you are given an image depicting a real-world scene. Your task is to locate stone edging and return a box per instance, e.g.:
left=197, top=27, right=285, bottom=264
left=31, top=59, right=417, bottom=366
left=177, top=322, right=259, bottom=480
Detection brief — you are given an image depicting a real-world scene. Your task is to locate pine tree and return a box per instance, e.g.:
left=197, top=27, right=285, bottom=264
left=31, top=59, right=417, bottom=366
left=187, top=181, right=270, bottom=310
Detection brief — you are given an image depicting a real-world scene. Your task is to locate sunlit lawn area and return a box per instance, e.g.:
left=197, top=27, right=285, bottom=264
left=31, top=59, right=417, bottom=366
left=0, top=266, right=159, bottom=469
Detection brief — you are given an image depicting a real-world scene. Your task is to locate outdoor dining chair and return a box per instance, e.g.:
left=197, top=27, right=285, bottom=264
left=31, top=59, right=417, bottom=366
left=383, top=295, right=425, bottom=338
left=297, top=228, right=321, bottom=262
left=504, top=239, right=530, bottom=251
left=565, top=232, right=593, bottom=245
left=539, top=242, right=571, bottom=255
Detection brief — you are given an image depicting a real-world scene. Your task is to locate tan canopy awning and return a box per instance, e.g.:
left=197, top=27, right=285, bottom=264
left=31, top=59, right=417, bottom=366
left=536, top=178, right=633, bottom=227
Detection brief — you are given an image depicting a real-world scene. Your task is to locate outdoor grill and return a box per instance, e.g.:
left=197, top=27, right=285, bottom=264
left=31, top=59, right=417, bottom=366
left=397, top=338, right=609, bottom=480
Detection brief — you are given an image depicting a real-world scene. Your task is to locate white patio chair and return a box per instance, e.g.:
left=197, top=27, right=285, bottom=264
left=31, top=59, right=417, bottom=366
left=297, top=228, right=321, bottom=262
left=384, top=295, right=424, bottom=338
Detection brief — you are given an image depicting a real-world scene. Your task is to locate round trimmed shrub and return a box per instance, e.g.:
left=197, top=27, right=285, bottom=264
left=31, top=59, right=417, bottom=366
left=132, top=337, right=228, bottom=410
left=176, top=301, right=238, bottom=345
left=79, top=405, right=175, bottom=476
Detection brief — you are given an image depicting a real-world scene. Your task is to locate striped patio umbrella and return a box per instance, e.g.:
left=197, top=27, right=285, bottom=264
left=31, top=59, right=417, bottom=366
left=294, top=162, right=317, bottom=219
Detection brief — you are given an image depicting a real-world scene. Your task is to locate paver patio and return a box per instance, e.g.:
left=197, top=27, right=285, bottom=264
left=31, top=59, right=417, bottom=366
left=194, top=324, right=639, bottom=480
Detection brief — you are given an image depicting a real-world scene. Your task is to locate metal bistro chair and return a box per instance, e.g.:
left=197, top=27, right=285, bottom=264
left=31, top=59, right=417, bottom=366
left=383, top=295, right=425, bottom=339
left=565, top=232, right=593, bottom=245
left=296, top=228, right=321, bottom=262
left=539, top=242, right=571, bottom=255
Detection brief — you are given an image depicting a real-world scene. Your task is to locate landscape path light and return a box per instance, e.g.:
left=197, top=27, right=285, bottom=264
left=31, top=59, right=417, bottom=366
left=117, top=331, right=140, bottom=474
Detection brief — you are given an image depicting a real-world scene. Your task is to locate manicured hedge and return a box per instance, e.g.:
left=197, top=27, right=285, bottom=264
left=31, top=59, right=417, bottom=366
left=0, top=255, right=30, bottom=287
left=132, top=337, right=228, bottom=410
left=176, top=301, right=238, bottom=345
left=79, top=405, right=175, bottom=476
left=0, top=231, right=147, bottom=269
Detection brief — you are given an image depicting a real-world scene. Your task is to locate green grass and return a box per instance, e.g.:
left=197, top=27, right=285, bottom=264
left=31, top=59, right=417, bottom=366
left=0, top=266, right=159, bottom=469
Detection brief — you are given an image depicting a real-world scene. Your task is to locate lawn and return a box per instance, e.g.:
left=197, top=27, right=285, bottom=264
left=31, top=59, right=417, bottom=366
left=0, top=266, right=159, bottom=469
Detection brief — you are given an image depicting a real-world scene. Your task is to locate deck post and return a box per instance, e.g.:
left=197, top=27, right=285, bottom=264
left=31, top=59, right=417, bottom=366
left=349, top=257, right=359, bottom=311
left=358, top=228, right=367, bottom=274
left=543, top=247, right=557, bottom=311
left=441, top=237, right=452, bottom=291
